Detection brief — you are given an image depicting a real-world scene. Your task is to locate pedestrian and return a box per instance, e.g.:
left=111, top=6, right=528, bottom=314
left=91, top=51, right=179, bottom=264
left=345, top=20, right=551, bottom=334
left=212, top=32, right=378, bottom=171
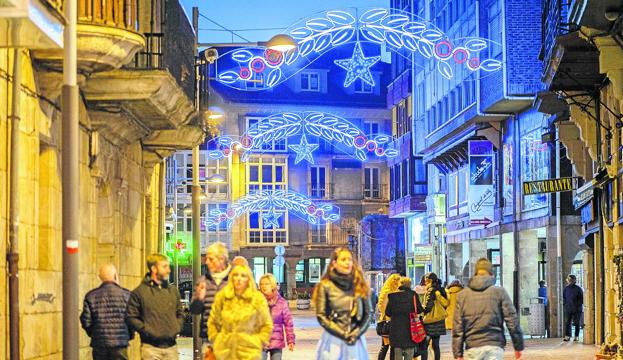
left=414, top=275, right=427, bottom=302
left=259, top=273, right=295, bottom=359
left=313, top=247, right=372, bottom=359
left=208, top=265, right=273, bottom=360
left=189, top=242, right=232, bottom=355
left=563, top=274, right=584, bottom=342
left=421, top=272, right=448, bottom=360
left=385, top=277, right=424, bottom=360
left=445, top=280, right=463, bottom=330
left=126, top=254, right=183, bottom=360
left=232, top=255, right=249, bottom=267
left=371, top=288, right=379, bottom=324
left=80, top=264, right=132, bottom=360
left=452, top=258, right=524, bottom=360
left=538, top=280, right=549, bottom=337
left=377, top=273, right=402, bottom=360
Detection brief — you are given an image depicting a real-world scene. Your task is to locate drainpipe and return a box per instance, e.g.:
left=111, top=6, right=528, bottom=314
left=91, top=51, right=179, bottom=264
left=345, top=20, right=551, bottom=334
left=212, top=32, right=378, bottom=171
left=8, top=47, right=22, bottom=360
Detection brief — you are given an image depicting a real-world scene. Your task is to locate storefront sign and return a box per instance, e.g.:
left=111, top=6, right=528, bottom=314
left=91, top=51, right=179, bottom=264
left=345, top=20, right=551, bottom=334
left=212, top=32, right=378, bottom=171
left=522, top=177, right=578, bottom=195
left=580, top=202, right=594, bottom=225
left=413, top=246, right=433, bottom=262
left=502, top=143, right=513, bottom=215
left=426, top=193, right=446, bottom=224
left=574, top=179, right=596, bottom=210
left=468, top=141, right=495, bottom=225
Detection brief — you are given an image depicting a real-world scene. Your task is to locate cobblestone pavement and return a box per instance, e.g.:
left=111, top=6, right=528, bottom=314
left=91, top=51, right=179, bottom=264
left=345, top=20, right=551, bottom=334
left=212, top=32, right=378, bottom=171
left=178, top=310, right=598, bottom=359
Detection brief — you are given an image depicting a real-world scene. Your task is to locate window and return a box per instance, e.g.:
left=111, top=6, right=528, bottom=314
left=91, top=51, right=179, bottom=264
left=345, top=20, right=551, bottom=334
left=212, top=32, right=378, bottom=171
left=205, top=158, right=228, bottom=195
left=204, top=203, right=228, bottom=248
left=521, top=128, right=549, bottom=210
left=309, top=258, right=322, bottom=283
left=247, top=117, right=287, bottom=151
left=395, top=100, right=411, bottom=138
left=301, top=72, right=320, bottom=91
left=310, top=167, right=327, bottom=198
left=246, top=157, right=288, bottom=244
left=413, top=158, right=427, bottom=195
left=252, top=257, right=267, bottom=284
left=458, top=167, right=468, bottom=205
left=247, top=72, right=264, bottom=90
left=364, top=122, right=380, bottom=136
left=311, top=223, right=328, bottom=244
left=488, top=0, right=503, bottom=59
left=401, top=160, right=408, bottom=198
left=393, top=164, right=401, bottom=200
left=355, top=79, right=373, bottom=93
left=364, top=167, right=381, bottom=199
left=448, top=172, right=458, bottom=208
left=295, top=260, right=305, bottom=282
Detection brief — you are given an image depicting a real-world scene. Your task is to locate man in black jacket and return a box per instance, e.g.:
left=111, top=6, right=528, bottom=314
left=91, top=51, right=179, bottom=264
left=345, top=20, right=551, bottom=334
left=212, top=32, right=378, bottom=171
left=385, top=277, right=424, bottom=360
left=80, top=264, right=132, bottom=360
left=563, top=274, right=584, bottom=342
left=127, top=254, right=183, bottom=360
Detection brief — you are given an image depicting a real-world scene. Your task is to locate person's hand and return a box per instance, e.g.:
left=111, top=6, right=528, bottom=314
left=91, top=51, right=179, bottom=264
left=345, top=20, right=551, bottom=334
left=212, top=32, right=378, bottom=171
left=287, top=343, right=294, bottom=351
left=195, top=283, right=207, bottom=300
left=515, top=351, right=522, bottom=359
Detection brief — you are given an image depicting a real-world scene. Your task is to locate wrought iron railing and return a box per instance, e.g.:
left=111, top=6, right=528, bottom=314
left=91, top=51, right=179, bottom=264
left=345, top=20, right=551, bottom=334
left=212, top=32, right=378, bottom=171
left=540, top=0, right=571, bottom=63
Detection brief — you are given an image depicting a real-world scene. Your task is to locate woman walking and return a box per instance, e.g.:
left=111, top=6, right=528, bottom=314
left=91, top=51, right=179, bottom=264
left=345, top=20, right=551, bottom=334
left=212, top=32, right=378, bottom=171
left=421, top=272, right=448, bottom=360
left=314, top=247, right=372, bottom=360
left=377, top=273, right=402, bottom=360
left=385, top=277, right=424, bottom=360
left=208, top=265, right=273, bottom=360
left=259, top=274, right=295, bottom=360
left=445, top=280, right=463, bottom=330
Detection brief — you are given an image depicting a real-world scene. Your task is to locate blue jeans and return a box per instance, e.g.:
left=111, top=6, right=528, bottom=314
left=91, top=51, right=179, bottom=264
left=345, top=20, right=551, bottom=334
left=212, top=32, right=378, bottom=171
left=262, top=349, right=282, bottom=360
left=392, top=347, right=415, bottom=360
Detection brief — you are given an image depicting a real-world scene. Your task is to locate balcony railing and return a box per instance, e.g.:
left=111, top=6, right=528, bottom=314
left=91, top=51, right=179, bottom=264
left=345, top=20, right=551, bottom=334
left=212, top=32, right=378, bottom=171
left=540, top=0, right=570, bottom=63
left=129, top=0, right=195, bottom=101
left=363, top=184, right=388, bottom=200
left=77, top=0, right=138, bottom=31
left=309, top=227, right=350, bottom=246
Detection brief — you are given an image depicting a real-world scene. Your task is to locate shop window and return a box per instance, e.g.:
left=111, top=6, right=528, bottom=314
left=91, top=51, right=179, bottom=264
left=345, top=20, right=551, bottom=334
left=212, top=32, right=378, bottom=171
left=309, top=258, right=322, bottom=283
left=295, top=260, right=305, bottom=282
left=521, top=129, right=549, bottom=210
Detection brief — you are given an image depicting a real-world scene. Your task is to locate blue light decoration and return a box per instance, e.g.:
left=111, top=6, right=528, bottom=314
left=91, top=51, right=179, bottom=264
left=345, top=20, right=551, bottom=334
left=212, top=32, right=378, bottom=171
left=212, top=7, right=503, bottom=91
left=205, top=189, right=340, bottom=229
left=206, top=111, right=398, bottom=163
left=334, top=42, right=381, bottom=87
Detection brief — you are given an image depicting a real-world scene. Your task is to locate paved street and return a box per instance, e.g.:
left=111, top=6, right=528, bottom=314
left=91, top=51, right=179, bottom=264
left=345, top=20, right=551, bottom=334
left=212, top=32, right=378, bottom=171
left=178, top=310, right=597, bottom=359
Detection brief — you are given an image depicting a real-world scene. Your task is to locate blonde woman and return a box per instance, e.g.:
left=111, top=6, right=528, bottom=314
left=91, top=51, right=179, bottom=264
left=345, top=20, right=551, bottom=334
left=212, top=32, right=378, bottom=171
left=377, top=273, right=402, bottom=360
left=259, top=274, right=295, bottom=360
left=313, top=247, right=372, bottom=359
left=208, top=265, right=273, bottom=360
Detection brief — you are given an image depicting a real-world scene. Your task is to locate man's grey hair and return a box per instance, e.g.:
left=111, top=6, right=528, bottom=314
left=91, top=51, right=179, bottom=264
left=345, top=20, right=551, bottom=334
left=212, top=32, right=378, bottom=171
left=206, top=242, right=229, bottom=262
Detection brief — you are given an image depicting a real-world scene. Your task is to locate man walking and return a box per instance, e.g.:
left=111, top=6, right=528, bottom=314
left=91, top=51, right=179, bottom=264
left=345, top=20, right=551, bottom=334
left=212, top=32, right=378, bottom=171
left=189, top=242, right=231, bottom=352
left=127, top=254, right=183, bottom=359
left=452, top=258, right=524, bottom=360
left=563, top=274, right=584, bottom=342
left=80, top=264, right=132, bottom=360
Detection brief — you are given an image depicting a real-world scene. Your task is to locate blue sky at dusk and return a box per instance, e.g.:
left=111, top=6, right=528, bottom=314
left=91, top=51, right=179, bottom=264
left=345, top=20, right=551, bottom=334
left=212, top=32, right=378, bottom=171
left=180, top=0, right=390, bottom=44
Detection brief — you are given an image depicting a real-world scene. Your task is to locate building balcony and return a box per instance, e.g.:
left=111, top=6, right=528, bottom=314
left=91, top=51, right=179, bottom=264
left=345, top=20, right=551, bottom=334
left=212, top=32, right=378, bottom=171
left=308, top=227, right=351, bottom=247
left=32, top=0, right=144, bottom=73
left=389, top=193, right=427, bottom=218
left=0, top=0, right=64, bottom=48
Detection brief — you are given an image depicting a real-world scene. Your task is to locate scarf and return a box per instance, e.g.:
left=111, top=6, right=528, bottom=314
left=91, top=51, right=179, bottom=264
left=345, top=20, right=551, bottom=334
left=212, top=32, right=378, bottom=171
left=265, top=291, right=279, bottom=307
left=329, top=268, right=354, bottom=292
left=212, top=265, right=231, bottom=286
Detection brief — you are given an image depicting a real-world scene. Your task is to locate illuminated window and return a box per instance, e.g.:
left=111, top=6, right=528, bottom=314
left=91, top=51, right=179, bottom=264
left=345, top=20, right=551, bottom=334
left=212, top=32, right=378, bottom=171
left=310, top=223, right=328, bottom=244
left=300, top=72, right=320, bottom=91
left=365, top=167, right=381, bottom=199
left=247, top=117, right=287, bottom=151
left=364, top=122, right=380, bottom=135
left=355, top=79, right=373, bottom=93
left=310, top=167, right=327, bottom=198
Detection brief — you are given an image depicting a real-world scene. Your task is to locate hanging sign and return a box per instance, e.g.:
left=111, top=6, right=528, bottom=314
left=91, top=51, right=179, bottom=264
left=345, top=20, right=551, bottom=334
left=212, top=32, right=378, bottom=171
left=468, top=140, right=495, bottom=225
left=522, top=177, right=579, bottom=195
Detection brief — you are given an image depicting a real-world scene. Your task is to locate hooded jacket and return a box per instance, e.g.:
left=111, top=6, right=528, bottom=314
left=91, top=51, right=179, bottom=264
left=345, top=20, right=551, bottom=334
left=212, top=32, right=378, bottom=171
left=452, top=275, right=524, bottom=358
left=126, top=275, right=183, bottom=348
left=208, top=284, right=273, bottom=360
left=445, top=284, right=463, bottom=330
left=266, top=293, right=295, bottom=350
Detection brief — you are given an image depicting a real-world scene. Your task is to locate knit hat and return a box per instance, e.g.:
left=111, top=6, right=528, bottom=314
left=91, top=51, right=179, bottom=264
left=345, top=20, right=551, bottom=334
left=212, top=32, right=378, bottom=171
left=475, top=258, right=494, bottom=275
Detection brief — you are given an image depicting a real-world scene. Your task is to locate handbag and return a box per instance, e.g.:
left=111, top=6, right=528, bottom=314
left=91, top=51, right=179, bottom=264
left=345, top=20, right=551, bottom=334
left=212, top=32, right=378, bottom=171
left=410, top=295, right=427, bottom=343
left=376, top=310, right=391, bottom=336
left=423, top=292, right=448, bottom=324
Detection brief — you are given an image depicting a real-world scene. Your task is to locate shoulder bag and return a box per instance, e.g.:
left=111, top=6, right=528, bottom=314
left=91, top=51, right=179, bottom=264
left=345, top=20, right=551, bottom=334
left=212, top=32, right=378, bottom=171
left=410, top=295, right=427, bottom=343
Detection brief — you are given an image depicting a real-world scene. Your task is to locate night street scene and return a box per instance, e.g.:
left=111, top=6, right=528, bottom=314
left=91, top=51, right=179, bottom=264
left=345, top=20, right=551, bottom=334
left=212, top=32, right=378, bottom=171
left=1, top=0, right=623, bottom=359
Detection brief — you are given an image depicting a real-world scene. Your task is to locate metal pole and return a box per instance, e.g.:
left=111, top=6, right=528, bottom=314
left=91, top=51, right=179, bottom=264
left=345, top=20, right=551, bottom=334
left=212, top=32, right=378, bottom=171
left=192, top=145, right=202, bottom=359
left=158, top=159, right=166, bottom=253
left=62, top=0, right=80, bottom=355
left=8, top=47, right=22, bottom=360
left=595, top=93, right=605, bottom=345
left=555, top=125, right=564, bottom=337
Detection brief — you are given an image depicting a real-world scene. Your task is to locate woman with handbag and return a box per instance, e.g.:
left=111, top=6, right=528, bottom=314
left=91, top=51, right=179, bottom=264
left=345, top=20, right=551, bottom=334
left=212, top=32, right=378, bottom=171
left=313, top=247, right=373, bottom=360
left=421, top=273, right=448, bottom=360
left=385, top=277, right=425, bottom=360
left=377, top=273, right=402, bottom=360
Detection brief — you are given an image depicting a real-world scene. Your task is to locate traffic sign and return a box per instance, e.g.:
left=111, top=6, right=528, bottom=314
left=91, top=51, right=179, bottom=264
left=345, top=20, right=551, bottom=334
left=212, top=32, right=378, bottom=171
left=273, top=255, right=285, bottom=267
left=274, top=245, right=286, bottom=256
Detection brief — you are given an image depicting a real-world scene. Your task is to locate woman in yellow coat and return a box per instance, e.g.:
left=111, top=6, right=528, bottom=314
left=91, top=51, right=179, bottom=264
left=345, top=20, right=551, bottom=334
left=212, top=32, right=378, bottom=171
left=208, top=265, right=273, bottom=360
left=445, top=279, right=464, bottom=330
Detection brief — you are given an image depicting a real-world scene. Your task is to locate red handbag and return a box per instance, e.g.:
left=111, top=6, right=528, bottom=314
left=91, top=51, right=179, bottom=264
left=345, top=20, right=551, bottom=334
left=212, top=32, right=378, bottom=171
left=409, top=295, right=427, bottom=343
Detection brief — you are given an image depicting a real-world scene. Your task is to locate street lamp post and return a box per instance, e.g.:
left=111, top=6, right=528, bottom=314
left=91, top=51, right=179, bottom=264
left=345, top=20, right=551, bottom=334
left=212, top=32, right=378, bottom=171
left=191, top=145, right=202, bottom=360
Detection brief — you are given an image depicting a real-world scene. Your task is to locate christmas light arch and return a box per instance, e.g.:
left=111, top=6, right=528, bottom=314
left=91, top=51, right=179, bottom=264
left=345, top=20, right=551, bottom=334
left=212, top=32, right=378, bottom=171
left=205, top=189, right=341, bottom=229
left=206, top=111, right=398, bottom=163
left=212, top=7, right=503, bottom=91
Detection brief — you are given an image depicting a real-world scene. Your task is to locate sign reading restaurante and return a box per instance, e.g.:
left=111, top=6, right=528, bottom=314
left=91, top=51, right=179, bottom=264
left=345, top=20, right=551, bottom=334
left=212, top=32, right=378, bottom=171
left=522, top=177, right=579, bottom=195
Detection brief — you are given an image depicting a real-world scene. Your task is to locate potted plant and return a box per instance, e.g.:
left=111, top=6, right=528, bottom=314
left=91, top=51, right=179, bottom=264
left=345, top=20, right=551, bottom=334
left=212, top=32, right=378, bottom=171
left=294, top=289, right=311, bottom=310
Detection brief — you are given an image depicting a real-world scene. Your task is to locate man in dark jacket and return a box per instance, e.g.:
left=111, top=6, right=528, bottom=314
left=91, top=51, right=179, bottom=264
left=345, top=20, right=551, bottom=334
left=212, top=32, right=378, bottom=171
left=385, top=277, right=424, bottom=360
left=189, top=242, right=231, bottom=352
left=127, top=254, right=183, bottom=360
left=452, top=258, right=524, bottom=360
left=80, top=264, right=132, bottom=360
left=563, top=274, right=584, bottom=341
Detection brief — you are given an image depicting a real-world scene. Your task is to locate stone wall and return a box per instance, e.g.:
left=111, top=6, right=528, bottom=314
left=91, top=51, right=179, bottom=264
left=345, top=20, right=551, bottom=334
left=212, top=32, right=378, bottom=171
left=0, top=49, right=164, bottom=359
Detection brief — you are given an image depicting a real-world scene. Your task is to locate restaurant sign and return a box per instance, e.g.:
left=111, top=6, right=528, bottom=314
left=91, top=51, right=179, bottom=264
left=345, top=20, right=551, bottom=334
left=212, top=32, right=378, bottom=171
left=522, top=177, right=579, bottom=195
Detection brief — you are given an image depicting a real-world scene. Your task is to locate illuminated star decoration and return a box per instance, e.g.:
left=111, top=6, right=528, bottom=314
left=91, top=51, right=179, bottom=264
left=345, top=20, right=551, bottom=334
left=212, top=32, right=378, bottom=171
left=262, top=210, right=282, bottom=229
left=334, top=42, right=381, bottom=88
left=288, top=134, right=319, bottom=164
